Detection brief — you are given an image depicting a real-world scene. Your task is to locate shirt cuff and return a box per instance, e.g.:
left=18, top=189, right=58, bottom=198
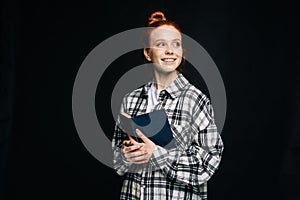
left=150, top=145, right=168, bottom=170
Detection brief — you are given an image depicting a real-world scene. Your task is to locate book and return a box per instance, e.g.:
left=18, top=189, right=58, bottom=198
left=118, top=109, right=175, bottom=149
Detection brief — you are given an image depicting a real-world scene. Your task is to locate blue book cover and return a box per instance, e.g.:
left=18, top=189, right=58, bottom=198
left=119, top=109, right=175, bottom=149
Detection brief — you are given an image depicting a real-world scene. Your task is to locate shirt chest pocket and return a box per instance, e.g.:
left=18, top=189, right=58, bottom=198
left=170, top=123, right=194, bottom=150
left=168, top=111, right=192, bottom=126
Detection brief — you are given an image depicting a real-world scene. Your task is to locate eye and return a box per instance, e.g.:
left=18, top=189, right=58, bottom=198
left=172, top=42, right=181, bottom=48
left=156, top=42, right=166, bottom=47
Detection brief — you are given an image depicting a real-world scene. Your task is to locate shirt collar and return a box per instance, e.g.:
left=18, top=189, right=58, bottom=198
left=142, top=73, right=189, bottom=99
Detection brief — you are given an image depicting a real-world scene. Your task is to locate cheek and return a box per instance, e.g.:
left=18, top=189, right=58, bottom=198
left=175, top=48, right=183, bottom=57
left=151, top=49, right=163, bottom=60
left=176, top=57, right=183, bottom=66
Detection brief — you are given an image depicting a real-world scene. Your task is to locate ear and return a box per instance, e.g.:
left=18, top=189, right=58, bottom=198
left=143, top=48, right=151, bottom=61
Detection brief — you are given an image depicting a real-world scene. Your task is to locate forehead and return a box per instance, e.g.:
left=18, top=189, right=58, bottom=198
left=149, top=25, right=182, bottom=42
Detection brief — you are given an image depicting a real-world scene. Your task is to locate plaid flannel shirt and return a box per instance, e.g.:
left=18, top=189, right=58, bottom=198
left=112, top=73, right=224, bottom=200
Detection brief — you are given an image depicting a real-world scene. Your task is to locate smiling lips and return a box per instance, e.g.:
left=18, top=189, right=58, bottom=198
left=161, top=57, right=177, bottom=64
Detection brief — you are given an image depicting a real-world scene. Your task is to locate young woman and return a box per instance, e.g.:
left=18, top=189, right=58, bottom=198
left=112, top=11, right=224, bottom=200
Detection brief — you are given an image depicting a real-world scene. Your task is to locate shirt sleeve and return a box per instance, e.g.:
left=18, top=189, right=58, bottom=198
left=149, top=98, right=224, bottom=186
left=112, top=95, right=148, bottom=175
left=111, top=96, right=132, bottom=175
left=112, top=124, right=133, bottom=175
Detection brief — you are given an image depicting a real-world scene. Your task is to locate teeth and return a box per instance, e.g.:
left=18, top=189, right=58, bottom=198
left=162, top=58, right=175, bottom=62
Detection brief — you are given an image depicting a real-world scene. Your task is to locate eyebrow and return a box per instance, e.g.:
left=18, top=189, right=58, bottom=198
left=153, top=38, right=182, bottom=43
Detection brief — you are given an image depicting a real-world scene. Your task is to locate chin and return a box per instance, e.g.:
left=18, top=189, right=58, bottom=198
left=158, top=67, right=178, bottom=74
left=153, top=63, right=179, bottom=73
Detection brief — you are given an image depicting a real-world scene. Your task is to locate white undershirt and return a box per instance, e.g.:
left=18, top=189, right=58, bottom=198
left=146, top=83, right=162, bottom=113
left=142, top=83, right=161, bottom=200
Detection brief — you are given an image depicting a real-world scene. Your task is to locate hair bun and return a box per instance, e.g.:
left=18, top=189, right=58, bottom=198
left=147, top=11, right=166, bottom=26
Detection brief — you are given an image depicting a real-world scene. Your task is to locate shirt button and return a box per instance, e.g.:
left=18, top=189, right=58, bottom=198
left=142, top=185, right=146, bottom=189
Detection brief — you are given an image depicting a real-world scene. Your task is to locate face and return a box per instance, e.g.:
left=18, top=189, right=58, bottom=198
left=144, top=25, right=183, bottom=74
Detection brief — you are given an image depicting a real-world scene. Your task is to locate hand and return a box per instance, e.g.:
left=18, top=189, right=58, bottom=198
left=122, top=129, right=156, bottom=164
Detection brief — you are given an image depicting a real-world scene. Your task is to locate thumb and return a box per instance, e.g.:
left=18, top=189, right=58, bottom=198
left=135, top=129, right=150, bottom=143
left=127, top=134, right=136, bottom=143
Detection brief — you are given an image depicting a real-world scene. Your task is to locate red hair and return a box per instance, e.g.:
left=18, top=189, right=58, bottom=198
left=146, top=11, right=181, bottom=33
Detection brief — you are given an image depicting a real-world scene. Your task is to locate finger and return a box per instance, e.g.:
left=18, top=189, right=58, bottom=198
left=123, top=143, right=142, bottom=152
left=129, top=153, right=150, bottom=163
left=128, top=134, right=138, bottom=143
left=123, top=140, right=132, bottom=147
left=130, top=158, right=149, bottom=164
left=125, top=149, right=147, bottom=159
left=131, top=160, right=149, bottom=164
left=126, top=153, right=149, bottom=162
left=135, top=129, right=150, bottom=143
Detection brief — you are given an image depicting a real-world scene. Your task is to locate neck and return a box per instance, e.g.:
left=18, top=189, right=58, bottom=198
left=152, top=70, right=179, bottom=90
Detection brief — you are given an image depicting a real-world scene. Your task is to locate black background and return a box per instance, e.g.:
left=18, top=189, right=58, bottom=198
left=1, top=0, right=299, bottom=200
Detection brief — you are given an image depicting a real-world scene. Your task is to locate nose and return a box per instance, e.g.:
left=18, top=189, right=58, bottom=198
left=165, top=48, right=173, bottom=54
